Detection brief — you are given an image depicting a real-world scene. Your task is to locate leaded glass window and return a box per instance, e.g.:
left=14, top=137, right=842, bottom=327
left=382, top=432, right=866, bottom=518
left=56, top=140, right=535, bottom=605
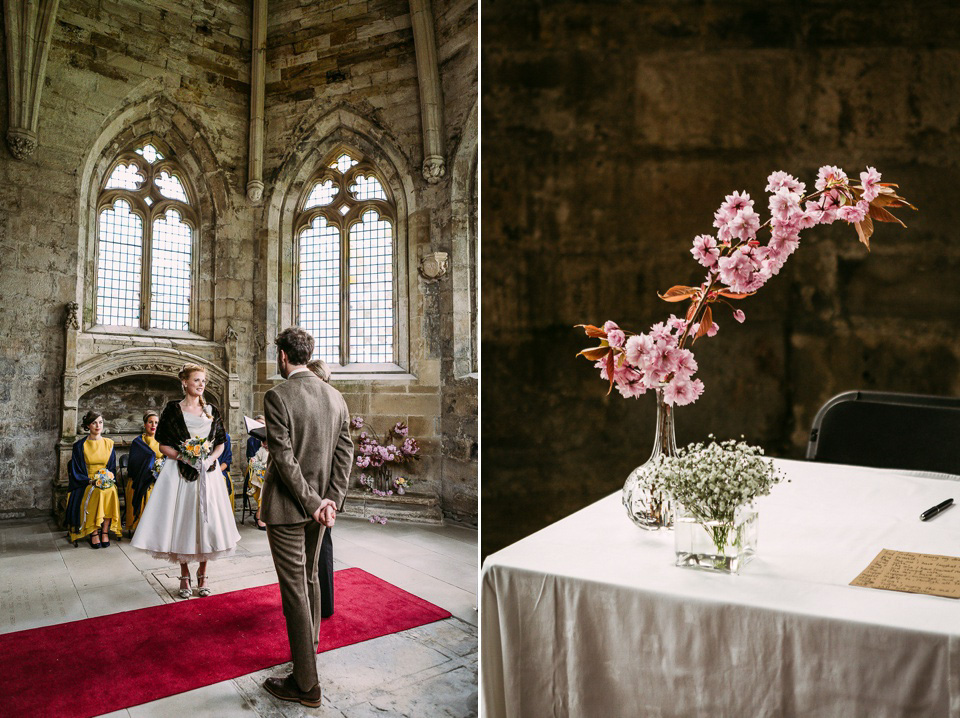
left=297, top=150, right=396, bottom=365
left=96, top=141, right=197, bottom=331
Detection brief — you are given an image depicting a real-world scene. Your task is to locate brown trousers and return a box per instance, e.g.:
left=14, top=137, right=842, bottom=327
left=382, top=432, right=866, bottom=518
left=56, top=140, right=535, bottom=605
left=266, top=520, right=326, bottom=691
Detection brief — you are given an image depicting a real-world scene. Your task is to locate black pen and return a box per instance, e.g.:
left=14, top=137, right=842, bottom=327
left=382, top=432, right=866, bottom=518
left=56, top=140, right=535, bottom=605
left=920, top=499, right=954, bottom=521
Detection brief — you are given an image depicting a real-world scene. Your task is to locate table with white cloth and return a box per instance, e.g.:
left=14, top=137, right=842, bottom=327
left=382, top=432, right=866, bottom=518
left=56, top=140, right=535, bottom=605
left=481, top=458, right=960, bottom=718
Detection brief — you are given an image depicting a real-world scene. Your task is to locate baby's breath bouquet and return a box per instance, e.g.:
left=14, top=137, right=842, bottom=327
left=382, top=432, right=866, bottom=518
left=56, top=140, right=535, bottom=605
left=657, top=438, right=785, bottom=572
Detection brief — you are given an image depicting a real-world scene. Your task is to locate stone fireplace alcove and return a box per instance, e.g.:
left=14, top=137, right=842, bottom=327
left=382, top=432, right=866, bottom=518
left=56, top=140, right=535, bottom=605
left=54, top=308, right=241, bottom=525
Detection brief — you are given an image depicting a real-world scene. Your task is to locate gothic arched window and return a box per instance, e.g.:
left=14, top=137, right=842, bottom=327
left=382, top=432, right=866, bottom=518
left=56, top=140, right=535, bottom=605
left=296, top=149, right=397, bottom=366
left=95, top=141, right=197, bottom=331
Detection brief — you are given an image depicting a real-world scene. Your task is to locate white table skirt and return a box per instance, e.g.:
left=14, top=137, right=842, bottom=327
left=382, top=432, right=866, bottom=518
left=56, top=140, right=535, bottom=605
left=481, top=459, right=960, bottom=718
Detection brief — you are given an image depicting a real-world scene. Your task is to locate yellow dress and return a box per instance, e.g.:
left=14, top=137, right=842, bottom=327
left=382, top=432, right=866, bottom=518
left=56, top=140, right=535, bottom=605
left=248, top=447, right=268, bottom=510
left=125, top=434, right=160, bottom=533
left=68, top=438, right=122, bottom=542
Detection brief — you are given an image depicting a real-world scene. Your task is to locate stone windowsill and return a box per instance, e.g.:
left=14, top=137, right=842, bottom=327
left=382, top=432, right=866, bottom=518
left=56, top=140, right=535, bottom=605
left=84, top=324, right=219, bottom=346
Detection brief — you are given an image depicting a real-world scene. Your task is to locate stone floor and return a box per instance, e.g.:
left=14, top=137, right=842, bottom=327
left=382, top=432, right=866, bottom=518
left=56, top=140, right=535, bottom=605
left=0, top=514, right=478, bottom=717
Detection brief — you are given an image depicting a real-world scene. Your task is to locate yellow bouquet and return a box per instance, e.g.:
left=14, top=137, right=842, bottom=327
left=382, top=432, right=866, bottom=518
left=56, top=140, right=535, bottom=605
left=93, top=468, right=115, bottom=489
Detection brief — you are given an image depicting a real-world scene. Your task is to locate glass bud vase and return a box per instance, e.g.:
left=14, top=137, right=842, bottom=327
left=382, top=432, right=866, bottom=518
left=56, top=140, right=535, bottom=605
left=622, top=387, right=677, bottom=530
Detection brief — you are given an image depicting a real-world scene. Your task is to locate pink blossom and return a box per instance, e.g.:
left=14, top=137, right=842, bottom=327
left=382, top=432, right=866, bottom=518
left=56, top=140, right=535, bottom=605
left=356, top=456, right=370, bottom=468
left=706, top=322, right=719, bottom=337
left=667, top=315, right=687, bottom=333
left=806, top=199, right=837, bottom=226
left=859, top=166, right=882, bottom=202
left=663, top=375, right=705, bottom=407
left=765, top=171, right=805, bottom=196
left=615, top=376, right=647, bottom=399
left=836, top=202, right=867, bottom=224
left=723, top=190, right=753, bottom=212
left=350, top=416, right=364, bottom=429
left=691, top=234, right=720, bottom=268
left=717, top=249, right=756, bottom=293
left=624, top=334, right=651, bottom=367
left=648, top=322, right=673, bottom=344
left=728, top=206, right=761, bottom=242
left=606, top=327, right=626, bottom=348
left=733, top=309, right=746, bottom=323
left=393, top=421, right=409, bottom=436
left=674, top=348, right=698, bottom=378
left=768, top=187, right=801, bottom=220
left=815, top=165, right=848, bottom=192
left=768, top=232, right=800, bottom=261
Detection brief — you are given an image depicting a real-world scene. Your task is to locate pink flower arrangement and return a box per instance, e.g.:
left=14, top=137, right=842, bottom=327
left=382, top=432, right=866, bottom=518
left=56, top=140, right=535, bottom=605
left=578, top=166, right=915, bottom=406
left=350, top=416, right=421, bottom=497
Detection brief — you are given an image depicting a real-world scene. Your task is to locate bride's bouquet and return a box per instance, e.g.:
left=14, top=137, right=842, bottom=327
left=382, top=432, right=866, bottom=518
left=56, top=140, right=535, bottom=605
left=93, top=468, right=115, bottom=489
left=179, top=437, right=213, bottom=472
left=151, top=456, right=166, bottom=480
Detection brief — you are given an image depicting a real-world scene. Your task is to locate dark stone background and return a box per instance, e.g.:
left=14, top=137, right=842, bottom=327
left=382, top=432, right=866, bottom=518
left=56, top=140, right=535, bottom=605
left=480, top=0, right=960, bottom=558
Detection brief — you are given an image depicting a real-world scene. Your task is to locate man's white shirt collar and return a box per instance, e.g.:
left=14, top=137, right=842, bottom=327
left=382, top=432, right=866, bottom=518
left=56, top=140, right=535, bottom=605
left=287, top=367, right=310, bottom=377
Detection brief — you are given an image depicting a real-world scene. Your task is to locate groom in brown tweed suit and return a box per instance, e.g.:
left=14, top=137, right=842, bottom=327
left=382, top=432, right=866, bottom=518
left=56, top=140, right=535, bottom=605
left=261, top=327, right=354, bottom=707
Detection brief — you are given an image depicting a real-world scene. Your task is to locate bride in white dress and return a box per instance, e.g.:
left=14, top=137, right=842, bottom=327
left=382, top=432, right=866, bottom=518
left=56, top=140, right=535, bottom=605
left=132, top=362, right=240, bottom=598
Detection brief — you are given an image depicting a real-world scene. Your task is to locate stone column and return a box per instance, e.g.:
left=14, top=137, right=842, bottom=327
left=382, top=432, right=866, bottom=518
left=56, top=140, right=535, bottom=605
left=409, top=0, right=446, bottom=183
left=55, top=302, right=80, bottom=526
left=246, top=0, right=267, bottom=203
left=3, top=0, right=60, bottom=159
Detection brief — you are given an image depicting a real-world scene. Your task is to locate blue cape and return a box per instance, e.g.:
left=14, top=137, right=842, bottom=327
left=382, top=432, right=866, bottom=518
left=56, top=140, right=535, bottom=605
left=221, top=433, right=233, bottom=493
left=129, top=436, right=158, bottom=520
left=246, top=435, right=262, bottom=460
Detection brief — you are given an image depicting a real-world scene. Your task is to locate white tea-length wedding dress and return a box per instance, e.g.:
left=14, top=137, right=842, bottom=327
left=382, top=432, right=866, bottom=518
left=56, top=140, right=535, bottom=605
left=132, top=410, right=240, bottom=562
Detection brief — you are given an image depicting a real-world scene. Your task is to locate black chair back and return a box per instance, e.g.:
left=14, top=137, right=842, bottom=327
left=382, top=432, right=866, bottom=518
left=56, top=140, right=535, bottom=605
left=807, top=390, right=960, bottom=475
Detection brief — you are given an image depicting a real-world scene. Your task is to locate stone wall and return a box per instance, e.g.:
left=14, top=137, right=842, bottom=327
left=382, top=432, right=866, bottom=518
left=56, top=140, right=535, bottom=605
left=0, top=0, right=477, bottom=524
left=481, top=1, right=960, bottom=556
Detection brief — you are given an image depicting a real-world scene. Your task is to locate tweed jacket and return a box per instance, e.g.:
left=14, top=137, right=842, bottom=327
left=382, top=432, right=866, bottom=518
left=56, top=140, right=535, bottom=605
left=260, top=371, right=354, bottom=525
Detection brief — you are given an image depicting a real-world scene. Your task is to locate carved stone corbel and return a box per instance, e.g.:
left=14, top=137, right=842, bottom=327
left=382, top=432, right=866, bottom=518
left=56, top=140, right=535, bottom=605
left=419, top=251, right=448, bottom=281
left=409, top=0, right=446, bottom=183
left=3, top=0, right=61, bottom=160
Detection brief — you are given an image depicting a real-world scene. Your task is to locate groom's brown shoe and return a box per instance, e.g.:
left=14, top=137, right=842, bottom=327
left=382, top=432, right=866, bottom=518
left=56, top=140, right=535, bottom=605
left=264, top=675, right=322, bottom=707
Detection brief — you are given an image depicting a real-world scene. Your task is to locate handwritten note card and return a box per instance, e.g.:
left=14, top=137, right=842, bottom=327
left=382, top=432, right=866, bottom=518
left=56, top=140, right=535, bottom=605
left=851, top=549, right=960, bottom=599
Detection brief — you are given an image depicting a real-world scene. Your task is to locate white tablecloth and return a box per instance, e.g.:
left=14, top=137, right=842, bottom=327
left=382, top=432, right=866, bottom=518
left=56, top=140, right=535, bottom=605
left=481, top=459, right=960, bottom=718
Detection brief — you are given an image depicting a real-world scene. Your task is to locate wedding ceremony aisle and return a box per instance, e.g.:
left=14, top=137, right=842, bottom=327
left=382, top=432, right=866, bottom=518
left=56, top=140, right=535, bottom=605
left=0, top=515, right=478, bottom=717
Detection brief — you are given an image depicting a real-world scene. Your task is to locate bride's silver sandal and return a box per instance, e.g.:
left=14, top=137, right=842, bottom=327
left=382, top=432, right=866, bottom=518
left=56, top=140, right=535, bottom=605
left=178, top=575, right=192, bottom=599
left=196, top=572, right=212, bottom=597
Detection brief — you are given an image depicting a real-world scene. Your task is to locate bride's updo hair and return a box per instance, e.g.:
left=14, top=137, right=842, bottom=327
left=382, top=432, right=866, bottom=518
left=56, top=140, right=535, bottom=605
left=178, top=362, right=211, bottom=416
left=81, top=410, right=102, bottom=431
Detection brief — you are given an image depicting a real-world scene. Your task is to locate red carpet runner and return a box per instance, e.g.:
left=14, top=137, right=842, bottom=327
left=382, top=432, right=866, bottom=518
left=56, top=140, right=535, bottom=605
left=0, top=568, right=451, bottom=717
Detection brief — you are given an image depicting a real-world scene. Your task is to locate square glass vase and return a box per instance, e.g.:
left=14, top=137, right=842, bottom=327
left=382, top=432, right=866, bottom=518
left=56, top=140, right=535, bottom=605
left=674, top=507, right=758, bottom=574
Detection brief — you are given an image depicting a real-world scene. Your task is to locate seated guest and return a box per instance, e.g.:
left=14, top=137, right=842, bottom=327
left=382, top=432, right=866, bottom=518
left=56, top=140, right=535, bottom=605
left=221, top=432, right=235, bottom=511
left=248, top=438, right=269, bottom=530
left=246, top=413, right=265, bottom=461
left=127, top=410, right=162, bottom=535
left=67, top=410, right=121, bottom=548
left=306, top=358, right=336, bottom=618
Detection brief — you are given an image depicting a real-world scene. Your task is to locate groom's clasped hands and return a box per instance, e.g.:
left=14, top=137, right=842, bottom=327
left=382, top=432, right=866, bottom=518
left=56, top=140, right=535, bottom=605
left=314, top=499, right=337, bottom=528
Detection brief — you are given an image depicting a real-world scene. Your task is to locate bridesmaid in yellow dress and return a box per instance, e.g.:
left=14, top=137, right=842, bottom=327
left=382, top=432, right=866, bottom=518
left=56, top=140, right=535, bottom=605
left=126, top=410, right=162, bottom=535
left=66, top=410, right=122, bottom=548
left=247, top=439, right=268, bottom=530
